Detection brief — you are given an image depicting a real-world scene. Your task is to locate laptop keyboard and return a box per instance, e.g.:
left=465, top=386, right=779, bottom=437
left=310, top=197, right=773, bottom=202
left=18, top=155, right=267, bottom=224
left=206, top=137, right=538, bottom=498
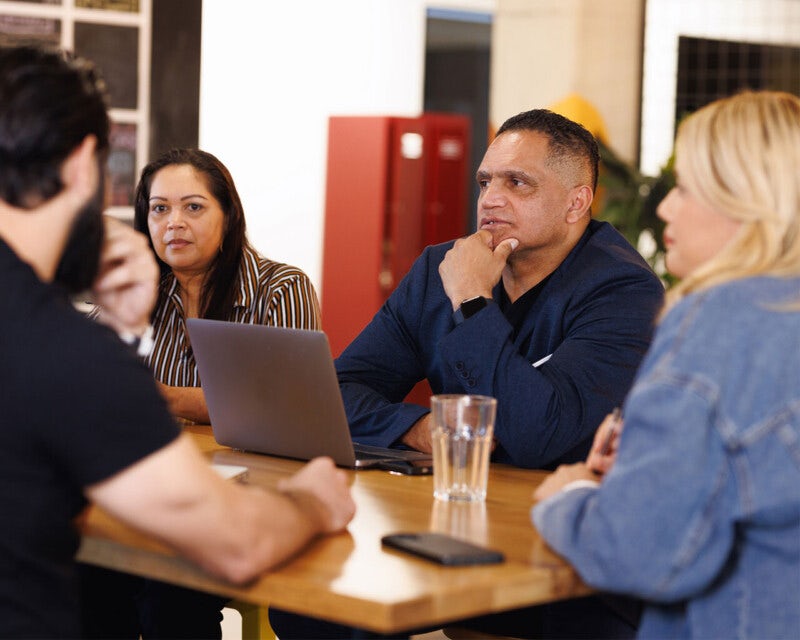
left=353, top=442, right=432, bottom=461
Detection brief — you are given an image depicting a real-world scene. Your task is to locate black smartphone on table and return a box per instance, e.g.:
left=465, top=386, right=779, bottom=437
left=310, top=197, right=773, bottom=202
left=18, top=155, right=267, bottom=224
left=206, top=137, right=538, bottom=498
left=381, top=532, right=505, bottom=566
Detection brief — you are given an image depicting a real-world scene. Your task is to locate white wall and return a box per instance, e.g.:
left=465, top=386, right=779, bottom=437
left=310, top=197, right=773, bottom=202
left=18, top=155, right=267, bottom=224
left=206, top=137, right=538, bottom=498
left=641, top=0, right=800, bottom=175
left=491, top=0, right=643, bottom=161
left=200, top=0, right=494, bottom=302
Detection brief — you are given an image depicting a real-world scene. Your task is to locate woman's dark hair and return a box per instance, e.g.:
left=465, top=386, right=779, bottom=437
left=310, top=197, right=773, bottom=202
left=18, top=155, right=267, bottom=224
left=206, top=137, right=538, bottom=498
left=0, top=45, right=110, bottom=206
left=134, top=148, right=252, bottom=320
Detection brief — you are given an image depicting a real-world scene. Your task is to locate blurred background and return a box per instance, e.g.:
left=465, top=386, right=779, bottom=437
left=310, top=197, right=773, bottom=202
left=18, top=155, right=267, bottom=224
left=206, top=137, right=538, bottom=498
left=1, top=0, right=798, bottom=347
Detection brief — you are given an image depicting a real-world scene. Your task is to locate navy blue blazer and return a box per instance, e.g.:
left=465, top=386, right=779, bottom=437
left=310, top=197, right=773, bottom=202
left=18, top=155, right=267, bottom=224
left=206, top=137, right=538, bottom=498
left=336, top=220, right=665, bottom=469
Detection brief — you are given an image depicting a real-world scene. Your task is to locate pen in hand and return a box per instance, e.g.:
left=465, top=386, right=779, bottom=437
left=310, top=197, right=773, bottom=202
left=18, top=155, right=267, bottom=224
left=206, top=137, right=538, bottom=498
left=599, top=407, right=622, bottom=456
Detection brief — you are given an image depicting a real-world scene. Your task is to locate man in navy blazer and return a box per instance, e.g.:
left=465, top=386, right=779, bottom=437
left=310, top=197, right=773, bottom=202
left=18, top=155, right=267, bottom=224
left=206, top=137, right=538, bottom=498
left=336, top=108, right=665, bottom=470
left=274, top=110, right=659, bottom=638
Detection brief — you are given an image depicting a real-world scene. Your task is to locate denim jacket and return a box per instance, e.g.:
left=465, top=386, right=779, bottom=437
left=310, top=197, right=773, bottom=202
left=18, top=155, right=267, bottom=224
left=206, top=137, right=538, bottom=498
left=532, top=276, right=800, bottom=639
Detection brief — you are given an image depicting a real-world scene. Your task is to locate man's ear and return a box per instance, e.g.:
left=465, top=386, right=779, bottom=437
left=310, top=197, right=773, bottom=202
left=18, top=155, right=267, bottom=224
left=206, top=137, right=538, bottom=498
left=0, top=135, right=100, bottom=283
left=565, top=185, right=593, bottom=224
left=60, top=134, right=98, bottom=197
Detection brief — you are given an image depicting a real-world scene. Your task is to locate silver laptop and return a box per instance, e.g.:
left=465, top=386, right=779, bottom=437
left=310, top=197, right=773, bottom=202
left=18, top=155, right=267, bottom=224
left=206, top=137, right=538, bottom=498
left=186, top=318, right=432, bottom=469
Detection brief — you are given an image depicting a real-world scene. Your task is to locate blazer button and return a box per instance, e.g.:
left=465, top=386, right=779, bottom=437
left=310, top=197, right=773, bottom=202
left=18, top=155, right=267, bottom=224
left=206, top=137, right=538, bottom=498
left=467, top=378, right=476, bottom=387
left=460, top=371, right=470, bottom=379
left=455, top=361, right=465, bottom=370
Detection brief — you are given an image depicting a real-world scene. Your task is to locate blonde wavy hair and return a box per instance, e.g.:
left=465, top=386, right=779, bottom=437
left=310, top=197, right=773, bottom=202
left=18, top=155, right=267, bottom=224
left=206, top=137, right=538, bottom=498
left=664, top=90, right=800, bottom=312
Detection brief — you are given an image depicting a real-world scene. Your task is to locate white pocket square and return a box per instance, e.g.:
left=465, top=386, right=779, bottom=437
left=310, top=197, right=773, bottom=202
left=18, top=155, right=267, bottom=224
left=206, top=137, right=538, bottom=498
left=532, top=354, right=552, bottom=368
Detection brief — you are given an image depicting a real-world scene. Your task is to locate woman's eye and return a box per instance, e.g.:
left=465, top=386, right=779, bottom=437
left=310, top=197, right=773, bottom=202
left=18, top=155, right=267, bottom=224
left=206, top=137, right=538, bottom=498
left=150, top=204, right=167, bottom=214
left=187, top=203, right=203, bottom=212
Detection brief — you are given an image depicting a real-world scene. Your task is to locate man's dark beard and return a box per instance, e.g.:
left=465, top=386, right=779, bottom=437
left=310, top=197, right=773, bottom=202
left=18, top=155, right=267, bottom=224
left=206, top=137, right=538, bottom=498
left=53, top=179, right=105, bottom=294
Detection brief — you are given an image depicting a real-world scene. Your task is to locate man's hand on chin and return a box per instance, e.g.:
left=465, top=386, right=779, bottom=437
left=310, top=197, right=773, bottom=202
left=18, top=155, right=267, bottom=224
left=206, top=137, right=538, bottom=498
left=439, top=230, right=518, bottom=309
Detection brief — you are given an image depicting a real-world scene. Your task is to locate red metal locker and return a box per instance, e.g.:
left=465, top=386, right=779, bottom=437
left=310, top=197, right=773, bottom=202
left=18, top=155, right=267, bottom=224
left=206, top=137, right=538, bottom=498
left=321, top=113, right=470, bottom=362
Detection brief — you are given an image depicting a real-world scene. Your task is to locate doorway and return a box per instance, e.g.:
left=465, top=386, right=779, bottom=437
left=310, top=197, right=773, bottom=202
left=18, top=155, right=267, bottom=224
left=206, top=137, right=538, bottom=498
left=424, top=8, right=491, bottom=233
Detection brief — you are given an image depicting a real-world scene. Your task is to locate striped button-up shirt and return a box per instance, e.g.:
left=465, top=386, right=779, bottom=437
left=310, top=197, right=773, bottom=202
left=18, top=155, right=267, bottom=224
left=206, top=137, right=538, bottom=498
left=145, top=245, right=321, bottom=387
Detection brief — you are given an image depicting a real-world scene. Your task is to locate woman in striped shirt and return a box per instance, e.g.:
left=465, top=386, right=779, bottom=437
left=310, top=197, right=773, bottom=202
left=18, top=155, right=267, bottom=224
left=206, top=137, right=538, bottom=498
left=133, top=148, right=321, bottom=424
left=83, top=150, right=323, bottom=639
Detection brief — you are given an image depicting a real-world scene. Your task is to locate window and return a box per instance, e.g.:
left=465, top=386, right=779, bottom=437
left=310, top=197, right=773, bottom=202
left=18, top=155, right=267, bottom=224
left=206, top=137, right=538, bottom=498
left=0, top=0, right=151, bottom=217
left=676, top=35, right=800, bottom=123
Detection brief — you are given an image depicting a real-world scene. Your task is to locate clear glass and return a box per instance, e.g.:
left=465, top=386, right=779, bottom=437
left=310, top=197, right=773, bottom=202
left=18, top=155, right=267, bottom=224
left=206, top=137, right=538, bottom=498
left=430, top=394, right=497, bottom=502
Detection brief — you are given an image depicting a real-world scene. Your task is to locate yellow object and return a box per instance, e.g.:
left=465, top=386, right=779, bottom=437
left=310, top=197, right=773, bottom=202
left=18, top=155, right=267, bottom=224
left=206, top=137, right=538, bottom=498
left=226, top=601, right=277, bottom=640
left=548, top=93, right=610, bottom=144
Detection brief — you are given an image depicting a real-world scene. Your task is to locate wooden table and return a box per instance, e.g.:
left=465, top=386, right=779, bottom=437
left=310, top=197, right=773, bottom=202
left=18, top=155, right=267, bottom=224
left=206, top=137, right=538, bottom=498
left=77, top=425, right=590, bottom=634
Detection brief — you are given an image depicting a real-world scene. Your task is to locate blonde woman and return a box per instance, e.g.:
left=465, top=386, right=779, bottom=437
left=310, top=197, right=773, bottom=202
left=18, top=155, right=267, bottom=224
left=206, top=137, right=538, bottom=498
left=533, top=90, right=800, bottom=639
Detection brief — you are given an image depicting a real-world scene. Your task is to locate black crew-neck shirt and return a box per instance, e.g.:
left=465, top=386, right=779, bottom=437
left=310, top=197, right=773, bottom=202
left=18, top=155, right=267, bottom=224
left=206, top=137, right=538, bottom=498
left=498, top=275, right=552, bottom=353
left=0, top=238, right=179, bottom=638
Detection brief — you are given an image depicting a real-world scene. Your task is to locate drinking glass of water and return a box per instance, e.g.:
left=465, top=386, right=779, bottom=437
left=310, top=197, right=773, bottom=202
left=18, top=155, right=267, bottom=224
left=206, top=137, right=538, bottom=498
left=429, top=394, right=497, bottom=502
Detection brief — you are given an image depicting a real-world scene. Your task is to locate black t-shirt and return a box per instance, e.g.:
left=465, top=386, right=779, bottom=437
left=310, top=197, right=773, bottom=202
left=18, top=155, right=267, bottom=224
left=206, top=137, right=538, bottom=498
left=498, top=275, right=551, bottom=354
left=0, top=238, right=180, bottom=638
